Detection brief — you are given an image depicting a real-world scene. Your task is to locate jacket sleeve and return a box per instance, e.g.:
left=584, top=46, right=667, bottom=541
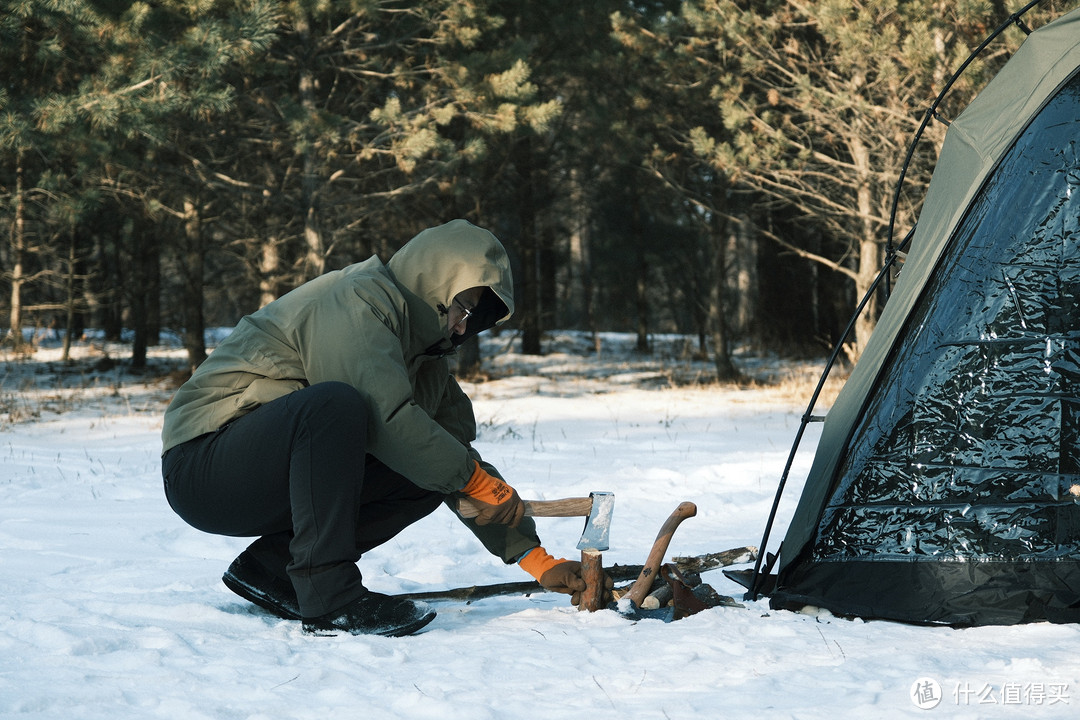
left=434, top=376, right=542, bottom=563
left=446, top=452, right=541, bottom=564
left=431, top=374, right=478, bottom=445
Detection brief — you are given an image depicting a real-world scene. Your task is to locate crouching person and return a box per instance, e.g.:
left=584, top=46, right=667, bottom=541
left=160, top=220, right=611, bottom=637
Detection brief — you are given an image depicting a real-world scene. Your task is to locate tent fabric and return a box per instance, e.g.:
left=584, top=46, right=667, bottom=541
left=770, top=8, right=1080, bottom=626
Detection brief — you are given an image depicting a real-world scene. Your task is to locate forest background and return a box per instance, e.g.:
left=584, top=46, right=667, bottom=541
left=3, top=0, right=1077, bottom=380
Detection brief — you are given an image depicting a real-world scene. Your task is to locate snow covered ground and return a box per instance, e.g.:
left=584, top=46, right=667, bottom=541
left=1, top=331, right=1077, bottom=719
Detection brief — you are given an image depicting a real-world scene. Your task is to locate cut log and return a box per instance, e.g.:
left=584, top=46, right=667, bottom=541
left=578, top=548, right=605, bottom=612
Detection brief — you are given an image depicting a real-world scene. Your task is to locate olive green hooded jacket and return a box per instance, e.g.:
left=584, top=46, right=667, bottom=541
left=161, top=219, right=539, bottom=562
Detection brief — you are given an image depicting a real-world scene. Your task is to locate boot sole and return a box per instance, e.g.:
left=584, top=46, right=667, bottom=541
left=222, top=571, right=303, bottom=621
left=302, top=609, right=437, bottom=638
left=382, top=609, right=437, bottom=637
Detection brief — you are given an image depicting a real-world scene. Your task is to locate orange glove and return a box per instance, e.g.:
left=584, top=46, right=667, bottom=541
left=519, top=547, right=614, bottom=606
left=461, top=462, right=525, bottom=527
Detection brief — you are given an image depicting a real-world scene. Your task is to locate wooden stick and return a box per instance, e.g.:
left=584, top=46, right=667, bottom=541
left=671, top=547, right=757, bottom=573
left=578, top=548, right=605, bottom=612
left=621, top=502, right=697, bottom=608
left=396, top=546, right=756, bottom=603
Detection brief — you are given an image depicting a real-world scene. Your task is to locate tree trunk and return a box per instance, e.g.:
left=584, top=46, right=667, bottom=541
left=540, top=228, right=557, bottom=333
left=730, top=213, right=757, bottom=337
left=568, top=168, right=596, bottom=340
left=128, top=218, right=149, bottom=370
left=97, top=227, right=123, bottom=342
left=296, top=11, right=325, bottom=281
left=850, top=133, right=880, bottom=359
left=519, top=223, right=542, bottom=355
left=852, top=234, right=880, bottom=358
left=709, top=210, right=739, bottom=381
left=516, top=140, right=543, bottom=356
left=62, top=231, right=77, bottom=363
left=632, top=200, right=650, bottom=354
left=147, top=233, right=160, bottom=347
left=456, top=335, right=481, bottom=378
left=635, top=251, right=650, bottom=353
left=581, top=234, right=600, bottom=352
left=259, top=239, right=280, bottom=307
left=181, top=199, right=208, bottom=370
left=7, top=152, right=26, bottom=349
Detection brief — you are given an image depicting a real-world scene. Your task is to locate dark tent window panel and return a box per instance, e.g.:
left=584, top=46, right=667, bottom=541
left=817, top=70, right=1080, bottom=565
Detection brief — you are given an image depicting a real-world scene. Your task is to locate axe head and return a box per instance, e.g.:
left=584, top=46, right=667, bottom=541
left=576, top=491, right=615, bottom=552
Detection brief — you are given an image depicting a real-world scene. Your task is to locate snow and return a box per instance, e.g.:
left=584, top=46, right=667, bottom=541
left=1, top=331, right=1078, bottom=719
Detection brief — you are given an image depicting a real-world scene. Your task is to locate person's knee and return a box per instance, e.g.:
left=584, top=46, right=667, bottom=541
left=289, top=381, right=368, bottom=437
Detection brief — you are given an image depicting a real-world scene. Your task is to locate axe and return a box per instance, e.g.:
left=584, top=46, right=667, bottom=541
left=457, top=492, right=615, bottom=610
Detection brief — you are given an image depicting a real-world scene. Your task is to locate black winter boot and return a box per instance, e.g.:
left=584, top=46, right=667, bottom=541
left=222, top=550, right=302, bottom=620
left=302, top=592, right=436, bottom=637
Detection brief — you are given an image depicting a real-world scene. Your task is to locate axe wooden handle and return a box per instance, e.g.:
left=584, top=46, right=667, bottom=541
left=622, top=501, right=697, bottom=608
left=456, top=497, right=594, bottom=519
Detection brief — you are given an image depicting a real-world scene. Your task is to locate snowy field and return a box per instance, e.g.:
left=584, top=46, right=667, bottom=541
left=1, top=331, right=1077, bottom=719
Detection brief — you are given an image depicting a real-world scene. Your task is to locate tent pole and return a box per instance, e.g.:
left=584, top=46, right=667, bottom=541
left=745, top=235, right=909, bottom=600
left=885, top=0, right=1043, bottom=289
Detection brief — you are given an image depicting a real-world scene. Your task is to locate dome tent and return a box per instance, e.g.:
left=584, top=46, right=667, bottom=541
left=759, top=6, right=1080, bottom=626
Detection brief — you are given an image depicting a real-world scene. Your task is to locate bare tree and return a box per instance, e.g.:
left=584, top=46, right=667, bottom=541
left=636, top=0, right=1030, bottom=358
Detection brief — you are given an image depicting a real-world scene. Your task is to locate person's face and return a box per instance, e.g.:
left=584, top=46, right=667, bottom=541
left=448, top=286, right=485, bottom=335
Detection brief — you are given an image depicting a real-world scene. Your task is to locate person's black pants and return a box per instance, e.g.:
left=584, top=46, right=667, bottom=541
left=162, top=381, right=445, bottom=617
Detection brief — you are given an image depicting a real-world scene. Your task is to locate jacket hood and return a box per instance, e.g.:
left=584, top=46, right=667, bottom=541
left=387, top=219, right=515, bottom=345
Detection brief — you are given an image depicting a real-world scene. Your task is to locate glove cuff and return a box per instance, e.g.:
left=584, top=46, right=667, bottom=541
left=461, top=462, right=515, bottom=505
left=518, top=546, right=566, bottom=582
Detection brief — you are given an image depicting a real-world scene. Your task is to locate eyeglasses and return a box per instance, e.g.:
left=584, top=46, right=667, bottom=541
left=452, top=298, right=475, bottom=324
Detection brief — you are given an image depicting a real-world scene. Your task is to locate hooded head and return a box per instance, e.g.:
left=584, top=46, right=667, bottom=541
left=387, top=219, right=515, bottom=345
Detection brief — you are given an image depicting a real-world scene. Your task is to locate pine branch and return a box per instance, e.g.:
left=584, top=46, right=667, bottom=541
left=78, top=75, right=163, bottom=112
